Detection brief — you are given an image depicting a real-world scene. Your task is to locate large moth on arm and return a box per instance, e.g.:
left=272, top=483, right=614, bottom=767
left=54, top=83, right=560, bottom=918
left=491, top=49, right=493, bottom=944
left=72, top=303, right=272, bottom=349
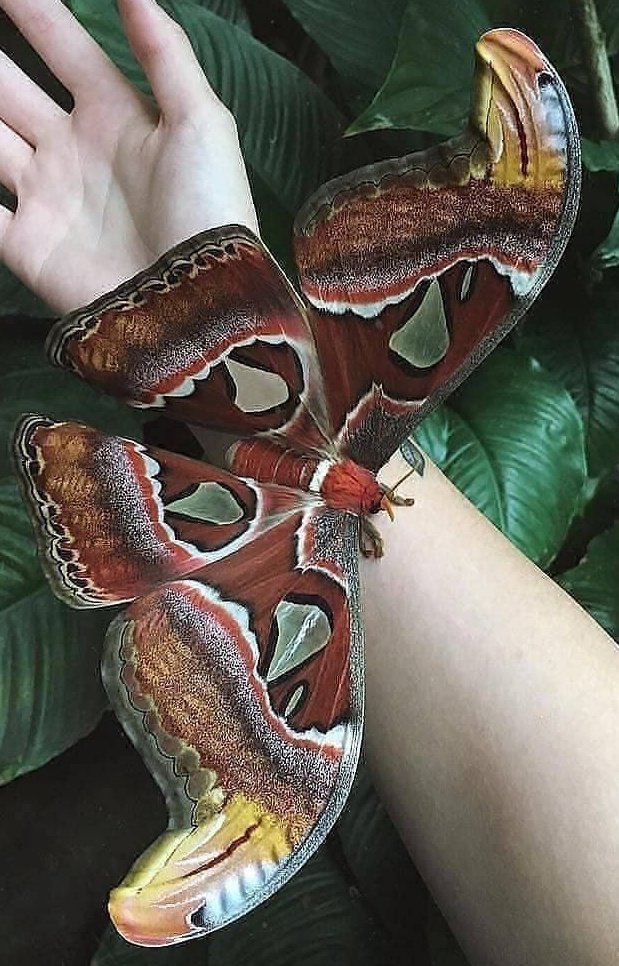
left=13, top=30, right=579, bottom=947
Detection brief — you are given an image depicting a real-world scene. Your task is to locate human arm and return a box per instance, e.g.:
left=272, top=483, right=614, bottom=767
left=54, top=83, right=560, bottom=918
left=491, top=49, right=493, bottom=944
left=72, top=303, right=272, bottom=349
left=363, top=450, right=619, bottom=966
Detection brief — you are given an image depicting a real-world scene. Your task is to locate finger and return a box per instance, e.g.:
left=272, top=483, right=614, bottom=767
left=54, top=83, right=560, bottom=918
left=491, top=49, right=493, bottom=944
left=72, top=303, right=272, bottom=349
left=118, top=0, right=224, bottom=122
left=0, top=49, right=66, bottom=145
left=0, top=0, right=129, bottom=98
left=0, top=117, right=33, bottom=193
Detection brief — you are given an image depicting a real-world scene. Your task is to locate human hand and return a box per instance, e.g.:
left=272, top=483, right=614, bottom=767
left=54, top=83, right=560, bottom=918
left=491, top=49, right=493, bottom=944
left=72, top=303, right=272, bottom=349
left=0, top=0, right=258, bottom=314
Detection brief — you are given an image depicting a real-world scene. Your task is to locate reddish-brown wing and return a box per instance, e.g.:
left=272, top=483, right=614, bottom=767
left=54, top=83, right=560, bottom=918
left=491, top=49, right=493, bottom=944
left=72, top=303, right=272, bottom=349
left=13, top=415, right=309, bottom=606
left=104, top=509, right=362, bottom=944
left=44, top=35, right=579, bottom=477
left=46, top=227, right=331, bottom=457
left=12, top=416, right=363, bottom=945
left=294, top=29, right=581, bottom=470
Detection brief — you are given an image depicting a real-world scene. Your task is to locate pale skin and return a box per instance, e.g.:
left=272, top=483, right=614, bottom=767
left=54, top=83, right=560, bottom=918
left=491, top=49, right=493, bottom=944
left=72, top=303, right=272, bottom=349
left=1, top=1, right=618, bottom=963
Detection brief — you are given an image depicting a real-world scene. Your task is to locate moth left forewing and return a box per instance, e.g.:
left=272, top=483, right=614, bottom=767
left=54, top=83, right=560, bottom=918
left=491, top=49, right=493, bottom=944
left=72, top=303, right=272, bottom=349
left=102, top=508, right=363, bottom=945
left=294, top=29, right=580, bottom=471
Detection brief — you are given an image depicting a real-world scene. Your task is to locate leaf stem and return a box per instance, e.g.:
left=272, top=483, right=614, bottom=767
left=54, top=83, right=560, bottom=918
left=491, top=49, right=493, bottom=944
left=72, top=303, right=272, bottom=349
left=573, top=0, right=619, bottom=138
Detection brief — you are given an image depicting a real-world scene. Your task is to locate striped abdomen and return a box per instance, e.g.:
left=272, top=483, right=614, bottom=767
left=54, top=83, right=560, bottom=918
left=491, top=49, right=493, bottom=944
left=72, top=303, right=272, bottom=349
left=229, top=437, right=383, bottom=516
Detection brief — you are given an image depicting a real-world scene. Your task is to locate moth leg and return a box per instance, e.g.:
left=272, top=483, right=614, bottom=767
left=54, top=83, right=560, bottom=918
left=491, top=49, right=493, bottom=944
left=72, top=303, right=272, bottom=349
left=389, top=494, right=415, bottom=508
left=360, top=517, right=384, bottom=559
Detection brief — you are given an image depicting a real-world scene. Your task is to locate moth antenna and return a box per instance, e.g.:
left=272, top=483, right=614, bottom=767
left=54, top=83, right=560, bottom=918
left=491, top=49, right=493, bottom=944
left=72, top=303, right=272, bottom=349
left=384, top=466, right=416, bottom=498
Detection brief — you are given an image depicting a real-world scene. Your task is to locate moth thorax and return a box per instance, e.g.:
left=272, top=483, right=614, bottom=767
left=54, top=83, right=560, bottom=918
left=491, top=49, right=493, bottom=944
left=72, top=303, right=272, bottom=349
left=317, top=459, right=383, bottom=515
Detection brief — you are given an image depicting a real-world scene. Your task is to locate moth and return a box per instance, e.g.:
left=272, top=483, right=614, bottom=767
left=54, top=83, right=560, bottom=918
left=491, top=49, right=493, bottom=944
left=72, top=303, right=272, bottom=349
left=13, top=30, right=579, bottom=946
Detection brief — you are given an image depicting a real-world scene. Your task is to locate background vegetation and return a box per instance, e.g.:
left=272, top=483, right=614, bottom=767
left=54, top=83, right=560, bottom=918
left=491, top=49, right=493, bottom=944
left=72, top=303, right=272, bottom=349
left=1, top=0, right=618, bottom=962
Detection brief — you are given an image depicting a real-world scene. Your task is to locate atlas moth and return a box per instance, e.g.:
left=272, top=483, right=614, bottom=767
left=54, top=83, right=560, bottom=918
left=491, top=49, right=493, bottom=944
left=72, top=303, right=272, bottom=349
left=13, top=29, right=579, bottom=946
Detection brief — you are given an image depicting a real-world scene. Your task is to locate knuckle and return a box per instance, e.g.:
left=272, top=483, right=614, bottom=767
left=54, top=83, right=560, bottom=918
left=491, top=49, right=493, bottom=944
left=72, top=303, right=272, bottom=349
left=215, top=103, right=237, bottom=129
left=138, top=15, right=188, bottom=58
left=192, top=96, right=236, bottom=131
left=165, top=15, right=192, bottom=48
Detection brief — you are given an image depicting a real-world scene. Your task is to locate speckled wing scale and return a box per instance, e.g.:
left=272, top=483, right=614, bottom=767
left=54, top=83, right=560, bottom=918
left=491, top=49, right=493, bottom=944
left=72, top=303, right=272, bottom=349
left=12, top=30, right=579, bottom=947
left=46, top=223, right=331, bottom=456
left=14, top=414, right=361, bottom=944
left=294, top=28, right=580, bottom=469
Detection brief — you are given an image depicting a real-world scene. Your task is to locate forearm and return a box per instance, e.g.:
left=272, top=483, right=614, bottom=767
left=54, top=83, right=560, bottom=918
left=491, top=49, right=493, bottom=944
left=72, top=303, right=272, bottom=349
left=362, top=452, right=619, bottom=966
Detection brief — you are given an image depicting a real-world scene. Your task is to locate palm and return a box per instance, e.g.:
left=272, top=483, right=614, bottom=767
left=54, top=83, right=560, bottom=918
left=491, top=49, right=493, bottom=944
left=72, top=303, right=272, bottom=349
left=0, top=0, right=258, bottom=313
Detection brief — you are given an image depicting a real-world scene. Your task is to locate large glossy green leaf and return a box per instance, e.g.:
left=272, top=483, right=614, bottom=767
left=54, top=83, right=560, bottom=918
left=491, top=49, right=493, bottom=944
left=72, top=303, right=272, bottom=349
left=171, top=0, right=250, bottom=30
left=248, top=170, right=295, bottom=275
left=0, top=265, right=53, bottom=318
left=0, top=317, right=143, bottom=781
left=517, top=0, right=619, bottom=70
left=68, top=0, right=345, bottom=213
left=592, top=204, right=619, bottom=270
left=92, top=925, right=201, bottom=965
left=598, top=0, right=619, bottom=59
left=209, top=848, right=384, bottom=966
left=280, top=0, right=408, bottom=97
left=520, top=290, right=619, bottom=476
left=414, top=350, right=587, bottom=567
left=0, top=478, right=109, bottom=784
left=347, top=0, right=490, bottom=136
left=337, top=762, right=429, bottom=963
left=557, top=524, right=619, bottom=641
left=426, top=900, right=471, bottom=966
left=581, top=138, right=619, bottom=172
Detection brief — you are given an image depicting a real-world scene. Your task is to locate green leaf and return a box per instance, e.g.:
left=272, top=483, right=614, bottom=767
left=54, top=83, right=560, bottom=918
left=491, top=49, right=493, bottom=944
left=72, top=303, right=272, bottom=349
left=598, top=0, right=619, bottom=59
left=248, top=169, right=295, bottom=275
left=0, top=264, right=53, bottom=318
left=0, top=317, right=142, bottom=781
left=592, top=204, right=619, bottom=270
left=168, top=0, right=250, bottom=31
left=0, top=315, right=52, bottom=376
left=414, top=350, right=587, bottom=567
left=520, top=290, right=619, bottom=476
left=280, top=0, right=408, bottom=97
left=504, top=0, right=619, bottom=74
left=0, top=317, right=144, bottom=478
left=337, top=762, right=429, bottom=961
left=209, top=848, right=384, bottom=966
left=557, top=524, right=619, bottom=641
left=581, top=138, right=619, bottom=172
left=0, top=478, right=109, bottom=784
left=92, top=925, right=201, bottom=965
left=347, top=0, right=490, bottom=136
left=69, top=0, right=345, bottom=213
left=0, top=479, right=41, bottom=612
left=426, top=899, right=471, bottom=966
left=553, top=470, right=619, bottom=579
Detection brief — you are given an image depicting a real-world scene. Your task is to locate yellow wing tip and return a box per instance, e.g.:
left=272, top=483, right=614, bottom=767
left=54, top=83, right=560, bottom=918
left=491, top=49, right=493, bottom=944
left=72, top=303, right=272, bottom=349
left=476, top=28, right=548, bottom=72
left=109, top=795, right=295, bottom=946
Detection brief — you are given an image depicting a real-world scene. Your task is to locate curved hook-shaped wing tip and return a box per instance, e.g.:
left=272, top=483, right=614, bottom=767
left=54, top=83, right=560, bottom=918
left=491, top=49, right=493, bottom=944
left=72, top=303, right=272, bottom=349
left=472, top=26, right=574, bottom=189
left=109, top=797, right=292, bottom=946
left=476, top=27, right=549, bottom=74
